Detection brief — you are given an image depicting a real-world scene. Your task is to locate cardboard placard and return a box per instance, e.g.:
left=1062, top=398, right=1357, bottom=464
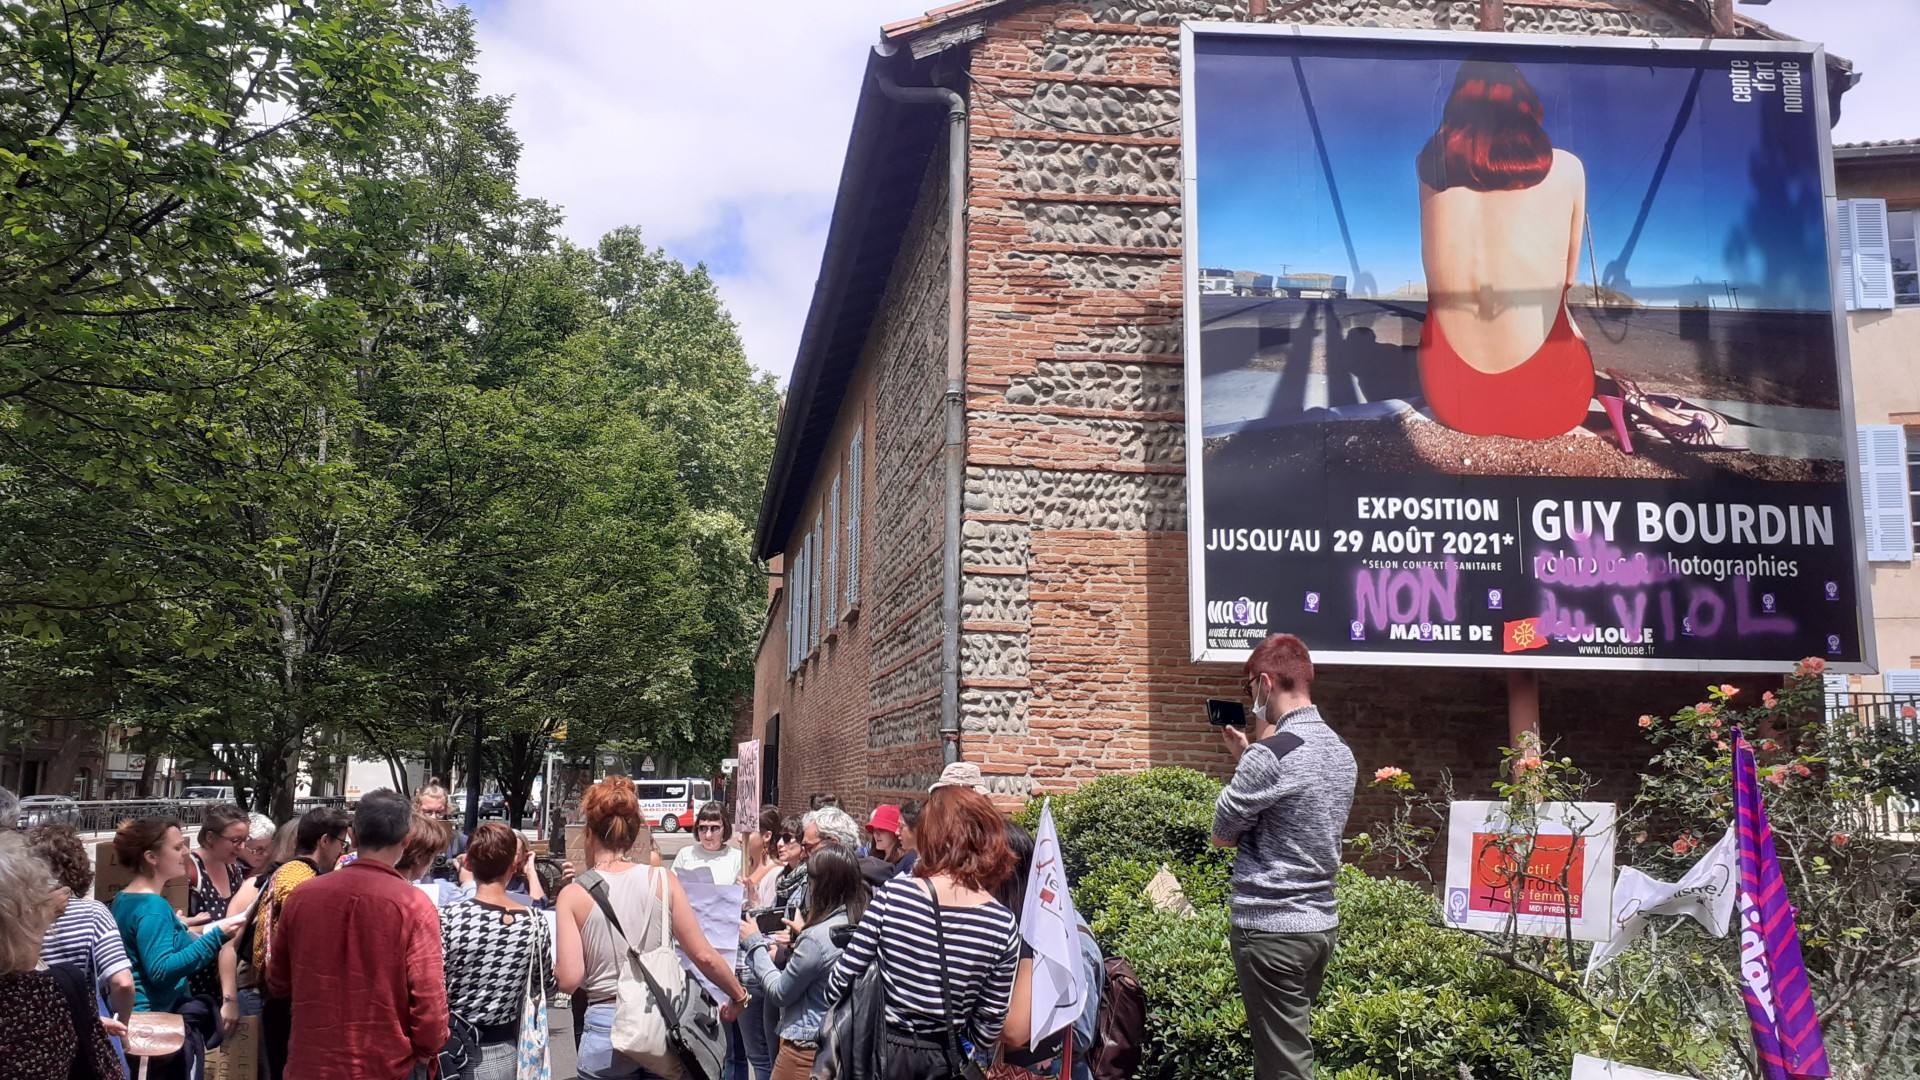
left=565, top=823, right=587, bottom=868
left=528, top=839, right=549, bottom=856
left=94, top=840, right=188, bottom=908
left=1444, top=801, right=1616, bottom=942
left=205, top=1016, right=261, bottom=1080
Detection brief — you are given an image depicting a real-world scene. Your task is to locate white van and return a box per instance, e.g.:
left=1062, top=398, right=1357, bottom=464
left=634, top=778, right=713, bottom=833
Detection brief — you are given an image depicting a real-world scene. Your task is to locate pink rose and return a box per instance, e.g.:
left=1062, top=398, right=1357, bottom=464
left=1696, top=702, right=1716, bottom=717
left=1638, top=715, right=1653, bottom=729
left=1797, top=657, right=1828, bottom=677
left=1373, top=766, right=1406, bottom=783
left=1718, top=683, right=1739, bottom=698
left=1673, top=834, right=1696, bottom=855
left=1762, top=691, right=1777, bottom=708
left=1767, top=769, right=1788, bottom=786
left=1516, top=756, right=1543, bottom=771
left=1832, top=833, right=1850, bottom=847
left=1795, top=763, right=1812, bottom=778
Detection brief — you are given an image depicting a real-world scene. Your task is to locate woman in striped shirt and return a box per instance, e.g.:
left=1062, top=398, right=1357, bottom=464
left=825, top=785, right=1020, bottom=1080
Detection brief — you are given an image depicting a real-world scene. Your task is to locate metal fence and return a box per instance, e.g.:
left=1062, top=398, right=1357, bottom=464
left=18, top=796, right=349, bottom=833
left=1826, top=691, right=1920, bottom=838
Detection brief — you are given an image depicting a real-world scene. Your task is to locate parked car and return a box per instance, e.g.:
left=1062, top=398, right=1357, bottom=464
left=448, top=790, right=507, bottom=818
left=182, top=785, right=235, bottom=802
left=17, top=795, right=80, bottom=828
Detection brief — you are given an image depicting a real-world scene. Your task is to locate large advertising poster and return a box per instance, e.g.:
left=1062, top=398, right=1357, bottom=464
left=1182, top=25, right=1871, bottom=671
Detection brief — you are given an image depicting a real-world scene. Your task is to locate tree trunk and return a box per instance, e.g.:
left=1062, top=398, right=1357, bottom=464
left=43, top=720, right=88, bottom=798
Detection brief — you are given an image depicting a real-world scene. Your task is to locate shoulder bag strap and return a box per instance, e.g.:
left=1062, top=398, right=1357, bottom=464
left=920, top=880, right=967, bottom=1077
left=584, top=876, right=628, bottom=946
left=653, top=866, right=671, bottom=947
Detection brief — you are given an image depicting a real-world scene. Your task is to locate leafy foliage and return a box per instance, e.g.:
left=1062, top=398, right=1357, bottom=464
left=0, top=1, right=775, bottom=815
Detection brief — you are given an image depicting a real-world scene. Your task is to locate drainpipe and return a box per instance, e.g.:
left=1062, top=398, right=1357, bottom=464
left=874, top=56, right=967, bottom=768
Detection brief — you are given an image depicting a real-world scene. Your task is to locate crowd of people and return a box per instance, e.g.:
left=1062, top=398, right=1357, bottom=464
left=0, top=632, right=1354, bottom=1080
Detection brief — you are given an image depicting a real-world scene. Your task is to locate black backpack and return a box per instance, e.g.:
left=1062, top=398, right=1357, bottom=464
left=1084, top=938, right=1146, bottom=1080
left=46, top=963, right=103, bottom=1080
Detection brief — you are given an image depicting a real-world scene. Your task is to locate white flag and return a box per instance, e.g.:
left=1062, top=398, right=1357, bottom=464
left=1586, top=829, right=1738, bottom=975
left=1022, top=799, right=1088, bottom=1050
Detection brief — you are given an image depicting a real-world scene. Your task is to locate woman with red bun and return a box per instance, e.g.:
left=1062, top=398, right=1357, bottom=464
left=555, top=776, right=749, bottom=1080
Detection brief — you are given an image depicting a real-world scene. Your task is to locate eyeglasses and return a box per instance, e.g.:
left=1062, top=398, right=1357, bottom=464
left=802, top=838, right=822, bottom=853
left=777, top=834, right=797, bottom=844
left=221, top=829, right=251, bottom=845
left=696, top=825, right=724, bottom=835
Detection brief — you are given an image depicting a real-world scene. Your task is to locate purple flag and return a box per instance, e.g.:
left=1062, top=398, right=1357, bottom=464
left=1733, top=727, right=1829, bottom=1079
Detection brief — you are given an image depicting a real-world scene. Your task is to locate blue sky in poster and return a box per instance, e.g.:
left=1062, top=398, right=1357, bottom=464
left=1193, top=35, right=1834, bottom=311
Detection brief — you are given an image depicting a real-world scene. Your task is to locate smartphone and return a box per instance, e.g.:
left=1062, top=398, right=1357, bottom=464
left=1206, top=698, right=1247, bottom=728
left=753, top=907, right=788, bottom=935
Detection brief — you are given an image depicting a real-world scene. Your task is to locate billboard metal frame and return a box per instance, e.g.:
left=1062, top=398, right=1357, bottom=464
left=1178, top=22, right=1875, bottom=673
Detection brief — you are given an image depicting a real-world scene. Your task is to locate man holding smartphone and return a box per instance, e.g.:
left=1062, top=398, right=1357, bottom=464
left=1210, top=633, right=1357, bottom=1080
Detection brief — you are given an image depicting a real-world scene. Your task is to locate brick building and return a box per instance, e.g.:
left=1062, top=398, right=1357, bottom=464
left=747, top=0, right=1858, bottom=824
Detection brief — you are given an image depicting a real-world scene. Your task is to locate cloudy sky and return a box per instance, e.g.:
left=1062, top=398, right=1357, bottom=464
left=466, top=0, right=1919, bottom=383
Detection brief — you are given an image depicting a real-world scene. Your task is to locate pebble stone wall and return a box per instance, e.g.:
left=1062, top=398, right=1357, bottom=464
left=756, top=0, right=1775, bottom=828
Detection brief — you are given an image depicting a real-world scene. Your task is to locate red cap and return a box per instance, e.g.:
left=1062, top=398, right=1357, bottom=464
left=867, top=804, right=902, bottom=835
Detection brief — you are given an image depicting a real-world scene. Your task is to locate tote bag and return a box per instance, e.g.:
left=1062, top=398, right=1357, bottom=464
left=514, top=930, right=551, bottom=1080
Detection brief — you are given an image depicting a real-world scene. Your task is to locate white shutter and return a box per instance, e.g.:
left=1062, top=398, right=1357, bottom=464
left=809, top=517, right=822, bottom=652
left=1837, top=199, right=1859, bottom=311
left=826, top=477, right=840, bottom=634
left=787, top=555, right=799, bottom=673
left=1883, top=669, right=1920, bottom=700
left=1852, top=199, right=1896, bottom=311
left=845, top=427, right=863, bottom=613
left=1823, top=671, right=1852, bottom=721
left=797, top=538, right=811, bottom=660
left=1857, top=424, right=1913, bottom=562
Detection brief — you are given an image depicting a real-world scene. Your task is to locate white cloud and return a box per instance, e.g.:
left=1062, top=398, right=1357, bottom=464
left=1745, top=0, right=1920, bottom=143
left=470, top=1, right=909, bottom=383
left=471, top=0, right=1920, bottom=384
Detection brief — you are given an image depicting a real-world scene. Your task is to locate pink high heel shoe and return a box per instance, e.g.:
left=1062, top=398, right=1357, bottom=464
left=1595, top=374, right=1634, bottom=454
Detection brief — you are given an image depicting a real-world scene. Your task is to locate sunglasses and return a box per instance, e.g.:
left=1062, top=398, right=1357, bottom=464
left=696, top=825, right=725, bottom=834
left=777, top=834, right=797, bottom=844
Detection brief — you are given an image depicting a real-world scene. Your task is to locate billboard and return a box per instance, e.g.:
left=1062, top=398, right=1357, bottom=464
left=1182, top=25, right=1871, bottom=671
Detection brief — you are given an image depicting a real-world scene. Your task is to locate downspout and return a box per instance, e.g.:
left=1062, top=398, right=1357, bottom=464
left=873, top=55, right=967, bottom=768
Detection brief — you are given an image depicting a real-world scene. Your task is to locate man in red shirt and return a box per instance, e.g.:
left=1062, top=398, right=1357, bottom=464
left=268, top=789, right=448, bottom=1080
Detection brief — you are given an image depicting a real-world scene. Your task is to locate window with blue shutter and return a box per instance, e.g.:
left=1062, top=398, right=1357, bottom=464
left=1840, top=199, right=1896, bottom=311
left=845, top=427, right=863, bottom=615
left=1857, top=425, right=1913, bottom=562
left=826, top=477, right=840, bottom=638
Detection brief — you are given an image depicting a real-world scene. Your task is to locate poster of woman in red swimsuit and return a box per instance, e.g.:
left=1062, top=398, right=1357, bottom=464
left=1183, top=26, right=1869, bottom=672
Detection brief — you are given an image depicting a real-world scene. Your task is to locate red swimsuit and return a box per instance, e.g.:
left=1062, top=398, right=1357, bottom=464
left=1417, top=299, right=1594, bottom=439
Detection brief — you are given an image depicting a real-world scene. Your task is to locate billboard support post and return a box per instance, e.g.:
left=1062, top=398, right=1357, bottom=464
left=1478, top=0, right=1504, bottom=32
left=1507, top=672, right=1541, bottom=762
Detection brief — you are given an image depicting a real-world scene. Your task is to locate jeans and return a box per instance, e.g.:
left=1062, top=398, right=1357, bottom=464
left=1228, top=925, right=1336, bottom=1080
left=577, top=1002, right=669, bottom=1080
left=737, top=995, right=774, bottom=1080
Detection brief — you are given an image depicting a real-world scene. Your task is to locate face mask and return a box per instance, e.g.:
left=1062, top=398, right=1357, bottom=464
left=1251, top=683, right=1270, bottom=723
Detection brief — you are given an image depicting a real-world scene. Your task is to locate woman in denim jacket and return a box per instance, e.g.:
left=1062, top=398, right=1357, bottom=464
left=739, top=845, right=870, bottom=1080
